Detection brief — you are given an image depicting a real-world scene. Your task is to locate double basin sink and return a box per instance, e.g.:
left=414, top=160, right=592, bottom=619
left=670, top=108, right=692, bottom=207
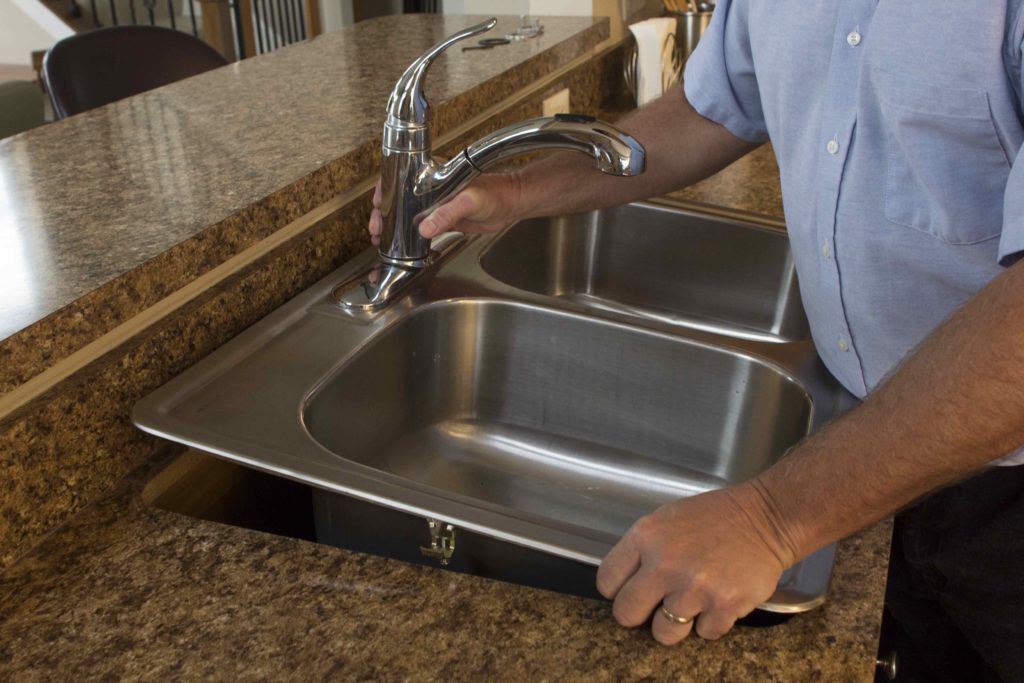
left=135, top=198, right=847, bottom=613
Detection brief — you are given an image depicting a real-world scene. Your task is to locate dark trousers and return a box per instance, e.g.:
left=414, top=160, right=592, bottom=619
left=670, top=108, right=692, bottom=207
left=885, top=465, right=1024, bottom=682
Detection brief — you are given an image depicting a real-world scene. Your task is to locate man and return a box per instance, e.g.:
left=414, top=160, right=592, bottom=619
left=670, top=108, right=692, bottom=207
left=369, top=3, right=1024, bottom=679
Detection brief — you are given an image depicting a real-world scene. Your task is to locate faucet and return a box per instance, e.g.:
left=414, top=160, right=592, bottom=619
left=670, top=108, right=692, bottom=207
left=334, top=18, right=646, bottom=311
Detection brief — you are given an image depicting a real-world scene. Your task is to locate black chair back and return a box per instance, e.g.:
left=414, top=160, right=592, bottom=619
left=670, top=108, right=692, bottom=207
left=44, top=25, right=228, bottom=119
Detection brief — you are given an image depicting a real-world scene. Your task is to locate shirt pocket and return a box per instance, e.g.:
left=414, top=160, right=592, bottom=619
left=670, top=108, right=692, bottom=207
left=874, top=68, right=1009, bottom=245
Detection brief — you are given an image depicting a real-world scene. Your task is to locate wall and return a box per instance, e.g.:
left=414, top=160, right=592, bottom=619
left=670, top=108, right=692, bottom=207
left=442, top=0, right=662, bottom=43
left=442, top=0, right=588, bottom=16
left=319, top=0, right=354, bottom=33
left=0, top=0, right=72, bottom=66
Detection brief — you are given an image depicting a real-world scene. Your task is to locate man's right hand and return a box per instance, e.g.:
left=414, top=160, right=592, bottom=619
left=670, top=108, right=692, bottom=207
left=368, top=173, right=525, bottom=247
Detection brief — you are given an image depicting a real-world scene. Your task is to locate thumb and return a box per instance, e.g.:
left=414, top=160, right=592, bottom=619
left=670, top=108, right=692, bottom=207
left=419, top=189, right=486, bottom=238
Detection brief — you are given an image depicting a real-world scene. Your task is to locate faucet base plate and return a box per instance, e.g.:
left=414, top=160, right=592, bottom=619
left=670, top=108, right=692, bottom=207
left=331, top=233, right=466, bottom=312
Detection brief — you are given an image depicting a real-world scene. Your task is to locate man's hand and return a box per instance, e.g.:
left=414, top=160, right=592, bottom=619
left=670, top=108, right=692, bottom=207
left=596, top=483, right=797, bottom=644
left=367, top=173, right=525, bottom=246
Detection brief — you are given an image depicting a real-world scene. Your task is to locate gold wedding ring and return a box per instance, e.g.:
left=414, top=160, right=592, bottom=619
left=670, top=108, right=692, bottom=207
left=660, top=604, right=693, bottom=625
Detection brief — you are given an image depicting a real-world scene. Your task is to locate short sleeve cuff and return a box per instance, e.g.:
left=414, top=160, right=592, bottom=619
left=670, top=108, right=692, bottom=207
left=683, top=76, right=770, bottom=144
left=998, top=214, right=1024, bottom=267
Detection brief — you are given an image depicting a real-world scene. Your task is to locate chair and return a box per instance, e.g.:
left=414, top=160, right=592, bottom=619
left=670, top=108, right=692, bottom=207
left=43, top=25, right=228, bottom=119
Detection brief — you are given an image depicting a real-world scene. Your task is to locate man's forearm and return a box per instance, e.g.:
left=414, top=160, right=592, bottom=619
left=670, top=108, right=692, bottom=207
left=752, top=260, right=1024, bottom=563
left=512, top=83, right=760, bottom=220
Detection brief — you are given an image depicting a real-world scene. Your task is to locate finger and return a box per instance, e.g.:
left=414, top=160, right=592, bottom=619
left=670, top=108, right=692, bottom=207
left=420, top=189, right=485, bottom=238
left=368, top=208, right=381, bottom=236
left=596, top=535, right=641, bottom=599
left=651, top=591, right=702, bottom=645
left=610, top=567, right=666, bottom=627
left=372, top=178, right=382, bottom=208
left=693, top=608, right=738, bottom=641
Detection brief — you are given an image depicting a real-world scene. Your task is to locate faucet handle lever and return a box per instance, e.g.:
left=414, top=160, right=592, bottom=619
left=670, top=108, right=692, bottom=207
left=385, top=17, right=497, bottom=126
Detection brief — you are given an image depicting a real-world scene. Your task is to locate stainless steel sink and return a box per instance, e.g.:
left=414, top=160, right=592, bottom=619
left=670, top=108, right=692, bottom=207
left=304, top=300, right=811, bottom=539
left=134, top=198, right=847, bottom=613
left=480, top=202, right=809, bottom=342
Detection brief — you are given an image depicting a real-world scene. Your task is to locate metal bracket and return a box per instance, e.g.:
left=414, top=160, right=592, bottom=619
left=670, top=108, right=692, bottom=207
left=419, top=518, right=457, bottom=566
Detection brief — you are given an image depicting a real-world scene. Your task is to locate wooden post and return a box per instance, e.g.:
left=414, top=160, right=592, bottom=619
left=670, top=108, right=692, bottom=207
left=199, top=0, right=238, bottom=61
left=303, top=0, right=321, bottom=39
left=236, top=0, right=258, bottom=57
left=31, top=50, right=47, bottom=89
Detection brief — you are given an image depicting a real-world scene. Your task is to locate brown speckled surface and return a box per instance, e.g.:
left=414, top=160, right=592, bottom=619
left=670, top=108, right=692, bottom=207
left=0, top=14, right=607, bottom=394
left=0, top=448, right=890, bottom=682
left=672, top=144, right=785, bottom=218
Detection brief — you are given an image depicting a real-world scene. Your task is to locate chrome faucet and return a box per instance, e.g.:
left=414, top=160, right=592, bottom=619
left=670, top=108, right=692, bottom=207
left=334, top=18, right=646, bottom=311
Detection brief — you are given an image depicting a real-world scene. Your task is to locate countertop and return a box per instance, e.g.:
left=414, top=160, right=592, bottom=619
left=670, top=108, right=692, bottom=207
left=0, top=143, right=890, bottom=681
left=0, top=447, right=890, bottom=682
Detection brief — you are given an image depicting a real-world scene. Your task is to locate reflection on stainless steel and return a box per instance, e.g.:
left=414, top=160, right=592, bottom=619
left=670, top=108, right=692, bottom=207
left=480, top=201, right=809, bottom=342
left=134, top=198, right=848, bottom=613
left=374, top=17, right=646, bottom=276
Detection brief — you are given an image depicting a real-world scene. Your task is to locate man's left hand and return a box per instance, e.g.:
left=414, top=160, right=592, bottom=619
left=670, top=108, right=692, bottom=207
left=596, top=483, right=797, bottom=644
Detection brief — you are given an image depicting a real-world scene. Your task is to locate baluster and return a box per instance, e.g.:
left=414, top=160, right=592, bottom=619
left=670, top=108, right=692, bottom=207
left=167, top=0, right=176, bottom=29
left=254, top=0, right=267, bottom=53
left=89, top=0, right=99, bottom=25
left=295, top=0, right=305, bottom=41
left=127, top=0, right=136, bottom=22
left=108, top=0, right=118, bottom=24
left=144, top=0, right=155, bottom=25
left=281, top=0, right=294, bottom=44
left=266, top=0, right=278, bottom=50
left=230, top=0, right=244, bottom=57
left=188, top=0, right=197, bottom=36
left=293, top=0, right=303, bottom=41
left=274, top=0, right=286, bottom=47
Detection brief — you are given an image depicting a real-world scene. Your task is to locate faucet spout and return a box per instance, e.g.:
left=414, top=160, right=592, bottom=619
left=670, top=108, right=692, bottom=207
left=410, top=114, right=646, bottom=239
left=465, top=114, right=646, bottom=178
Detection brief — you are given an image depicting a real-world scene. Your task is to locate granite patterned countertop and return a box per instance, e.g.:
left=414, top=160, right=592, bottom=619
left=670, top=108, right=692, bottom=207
left=0, top=447, right=890, bottom=682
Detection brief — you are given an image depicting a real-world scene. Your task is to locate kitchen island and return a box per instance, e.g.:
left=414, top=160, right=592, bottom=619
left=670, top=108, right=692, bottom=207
left=0, top=13, right=889, bottom=681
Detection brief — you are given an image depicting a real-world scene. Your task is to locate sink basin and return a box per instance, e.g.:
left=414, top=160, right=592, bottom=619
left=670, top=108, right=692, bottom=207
left=480, top=202, right=809, bottom=342
left=305, top=300, right=811, bottom=540
left=134, top=198, right=846, bottom=613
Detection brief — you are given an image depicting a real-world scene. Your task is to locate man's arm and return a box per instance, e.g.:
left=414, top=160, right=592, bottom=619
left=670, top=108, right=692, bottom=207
left=596, top=257, right=1024, bottom=644
left=367, top=84, right=760, bottom=244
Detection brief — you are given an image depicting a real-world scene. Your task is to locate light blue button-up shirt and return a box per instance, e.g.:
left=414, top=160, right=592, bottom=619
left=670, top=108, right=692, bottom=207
left=684, top=1, right=1024, bottom=464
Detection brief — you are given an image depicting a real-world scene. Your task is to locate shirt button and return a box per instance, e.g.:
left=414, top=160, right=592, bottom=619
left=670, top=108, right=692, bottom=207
left=847, top=30, right=862, bottom=47
left=822, top=243, right=832, bottom=259
left=838, top=337, right=850, bottom=353
left=826, top=138, right=840, bottom=155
